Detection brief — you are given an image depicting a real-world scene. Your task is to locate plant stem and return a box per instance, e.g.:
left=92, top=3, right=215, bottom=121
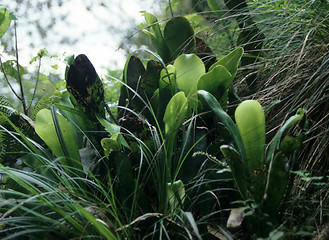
left=14, top=21, right=27, bottom=115
left=168, top=0, right=174, bottom=18
left=28, top=55, right=41, bottom=111
left=0, top=57, right=21, bottom=100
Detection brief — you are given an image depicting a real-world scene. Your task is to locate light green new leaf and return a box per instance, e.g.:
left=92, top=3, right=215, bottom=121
left=174, top=54, right=205, bottom=98
left=209, top=47, right=244, bottom=78
left=235, top=100, right=266, bottom=175
left=97, top=116, right=130, bottom=149
left=35, top=109, right=82, bottom=172
left=163, top=91, right=188, bottom=136
left=158, top=65, right=177, bottom=122
left=101, top=134, right=122, bottom=158
left=159, top=64, right=176, bottom=91
left=167, top=180, right=185, bottom=211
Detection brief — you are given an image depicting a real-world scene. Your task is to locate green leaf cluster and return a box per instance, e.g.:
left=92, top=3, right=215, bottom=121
left=199, top=90, right=307, bottom=235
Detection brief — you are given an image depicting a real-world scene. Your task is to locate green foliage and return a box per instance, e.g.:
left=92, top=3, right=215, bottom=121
left=0, top=8, right=16, bottom=38
left=66, top=54, right=105, bottom=119
left=164, top=16, right=196, bottom=60
left=235, top=100, right=266, bottom=175
left=34, top=107, right=83, bottom=177
left=1, top=60, right=26, bottom=80
left=174, top=53, right=205, bottom=104
left=167, top=180, right=185, bottom=212
left=199, top=90, right=307, bottom=236
left=163, top=91, right=188, bottom=137
left=2, top=2, right=327, bottom=239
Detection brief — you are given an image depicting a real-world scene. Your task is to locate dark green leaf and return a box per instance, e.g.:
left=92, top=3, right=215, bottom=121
left=164, top=17, right=196, bottom=60
left=66, top=54, right=105, bottom=118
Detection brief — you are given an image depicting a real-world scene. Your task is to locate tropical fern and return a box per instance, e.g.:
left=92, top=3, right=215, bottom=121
left=30, top=93, right=61, bottom=120
left=0, top=94, right=38, bottom=168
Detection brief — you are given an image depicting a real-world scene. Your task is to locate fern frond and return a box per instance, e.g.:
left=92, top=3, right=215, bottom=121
left=31, top=94, right=61, bottom=120
left=0, top=94, right=15, bottom=117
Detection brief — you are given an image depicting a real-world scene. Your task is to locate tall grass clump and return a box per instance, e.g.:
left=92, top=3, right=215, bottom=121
left=204, top=0, right=329, bottom=237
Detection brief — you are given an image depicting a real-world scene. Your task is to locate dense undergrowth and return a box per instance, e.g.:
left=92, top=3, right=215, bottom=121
left=0, top=0, right=329, bottom=239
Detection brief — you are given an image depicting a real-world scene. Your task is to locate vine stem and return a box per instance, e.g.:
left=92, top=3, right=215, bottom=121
left=14, top=21, right=27, bottom=115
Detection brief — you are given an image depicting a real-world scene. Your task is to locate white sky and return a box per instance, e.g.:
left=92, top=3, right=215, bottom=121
left=1, top=0, right=163, bottom=77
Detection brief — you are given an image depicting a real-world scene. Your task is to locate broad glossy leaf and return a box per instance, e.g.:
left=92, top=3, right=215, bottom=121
left=174, top=54, right=205, bottom=98
left=159, top=64, right=176, bottom=91
left=158, top=65, right=176, bottom=124
left=235, top=100, right=266, bottom=174
left=209, top=47, right=244, bottom=78
left=197, top=65, right=233, bottom=101
left=35, top=109, right=82, bottom=173
left=164, top=17, right=195, bottom=60
left=118, top=55, right=145, bottom=118
left=163, top=91, right=188, bottom=136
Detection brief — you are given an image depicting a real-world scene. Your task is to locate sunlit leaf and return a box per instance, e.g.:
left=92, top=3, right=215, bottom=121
left=174, top=54, right=205, bottom=98
left=209, top=47, right=244, bottom=78
left=35, top=108, right=82, bottom=175
left=235, top=100, right=266, bottom=174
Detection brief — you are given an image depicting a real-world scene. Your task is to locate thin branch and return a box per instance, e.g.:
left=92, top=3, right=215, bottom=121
left=27, top=55, right=42, bottom=111
left=0, top=56, right=22, bottom=100
left=14, top=21, right=27, bottom=115
left=168, top=0, right=174, bottom=18
left=105, top=103, right=119, bottom=125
